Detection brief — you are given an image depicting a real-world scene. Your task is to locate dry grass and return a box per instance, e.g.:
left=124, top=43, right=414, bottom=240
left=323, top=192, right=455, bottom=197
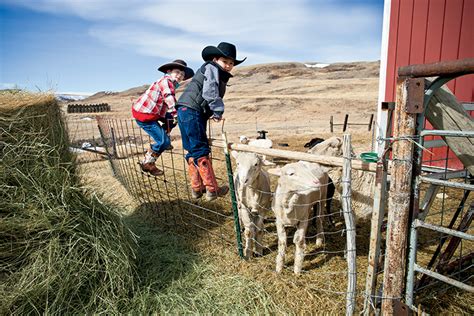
left=78, top=143, right=371, bottom=313
left=0, top=89, right=55, bottom=109
left=0, top=91, right=137, bottom=314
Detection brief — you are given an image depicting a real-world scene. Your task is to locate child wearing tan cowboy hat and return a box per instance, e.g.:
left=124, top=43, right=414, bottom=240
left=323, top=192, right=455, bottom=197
left=176, top=42, right=246, bottom=200
left=132, top=59, right=194, bottom=176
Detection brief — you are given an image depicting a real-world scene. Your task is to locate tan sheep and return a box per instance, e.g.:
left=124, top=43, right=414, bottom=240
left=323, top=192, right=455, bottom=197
left=272, top=161, right=329, bottom=274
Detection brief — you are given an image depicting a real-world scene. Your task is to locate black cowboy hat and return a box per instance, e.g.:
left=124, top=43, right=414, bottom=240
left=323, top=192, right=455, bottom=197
left=158, top=59, right=194, bottom=80
left=201, top=42, right=247, bottom=66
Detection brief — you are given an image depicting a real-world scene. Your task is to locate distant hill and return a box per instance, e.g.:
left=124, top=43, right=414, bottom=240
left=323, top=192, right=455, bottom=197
left=72, top=61, right=380, bottom=136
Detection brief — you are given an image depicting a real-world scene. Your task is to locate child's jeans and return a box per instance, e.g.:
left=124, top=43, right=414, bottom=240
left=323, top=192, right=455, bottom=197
left=177, top=106, right=210, bottom=161
left=135, top=120, right=171, bottom=154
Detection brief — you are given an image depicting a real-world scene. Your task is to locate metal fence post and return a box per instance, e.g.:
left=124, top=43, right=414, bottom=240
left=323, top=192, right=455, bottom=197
left=405, top=219, right=418, bottom=307
left=222, top=132, right=244, bottom=258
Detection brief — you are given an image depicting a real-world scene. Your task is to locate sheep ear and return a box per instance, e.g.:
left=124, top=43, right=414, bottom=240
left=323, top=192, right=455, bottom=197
left=268, top=167, right=282, bottom=177
left=231, top=150, right=238, bottom=159
left=262, top=159, right=275, bottom=166
left=320, top=166, right=330, bottom=173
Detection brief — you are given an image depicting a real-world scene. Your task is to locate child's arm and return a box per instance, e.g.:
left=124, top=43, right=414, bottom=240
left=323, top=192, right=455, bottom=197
left=159, top=78, right=178, bottom=118
left=202, top=64, right=224, bottom=118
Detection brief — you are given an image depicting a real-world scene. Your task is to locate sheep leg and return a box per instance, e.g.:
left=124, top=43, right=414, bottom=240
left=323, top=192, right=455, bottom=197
left=275, top=219, right=287, bottom=273
left=254, top=212, right=265, bottom=256
left=240, top=206, right=253, bottom=259
left=243, top=226, right=253, bottom=259
left=326, top=177, right=335, bottom=227
left=294, top=220, right=308, bottom=274
left=316, top=181, right=327, bottom=248
left=315, top=202, right=325, bottom=248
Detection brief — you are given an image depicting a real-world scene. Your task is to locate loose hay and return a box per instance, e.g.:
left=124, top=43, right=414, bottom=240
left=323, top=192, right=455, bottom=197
left=0, top=91, right=136, bottom=314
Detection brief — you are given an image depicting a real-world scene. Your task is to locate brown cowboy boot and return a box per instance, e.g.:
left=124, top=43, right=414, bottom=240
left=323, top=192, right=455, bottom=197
left=188, top=158, right=206, bottom=199
left=139, top=149, right=164, bottom=176
left=197, top=156, right=229, bottom=201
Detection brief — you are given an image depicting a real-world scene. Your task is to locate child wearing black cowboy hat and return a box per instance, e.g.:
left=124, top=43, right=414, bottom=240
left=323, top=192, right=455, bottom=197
left=132, top=59, right=194, bottom=176
left=176, top=42, right=246, bottom=201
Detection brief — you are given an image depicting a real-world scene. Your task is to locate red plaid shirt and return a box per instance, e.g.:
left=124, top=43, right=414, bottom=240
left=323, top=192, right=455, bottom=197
left=132, top=74, right=177, bottom=122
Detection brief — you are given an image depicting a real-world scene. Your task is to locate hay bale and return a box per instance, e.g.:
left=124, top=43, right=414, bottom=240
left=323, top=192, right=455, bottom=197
left=0, top=91, right=136, bottom=314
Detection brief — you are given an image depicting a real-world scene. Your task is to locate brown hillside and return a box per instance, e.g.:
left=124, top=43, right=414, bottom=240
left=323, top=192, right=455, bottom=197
left=71, top=61, right=380, bottom=141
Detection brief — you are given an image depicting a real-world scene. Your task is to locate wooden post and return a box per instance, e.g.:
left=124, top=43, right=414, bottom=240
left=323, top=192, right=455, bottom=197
left=381, top=78, right=421, bottom=314
left=343, top=114, right=349, bottom=132
left=363, top=105, right=393, bottom=315
left=225, top=142, right=377, bottom=172
left=342, top=134, right=357, bottom=316
left=330, top=115, right=334, bottom=133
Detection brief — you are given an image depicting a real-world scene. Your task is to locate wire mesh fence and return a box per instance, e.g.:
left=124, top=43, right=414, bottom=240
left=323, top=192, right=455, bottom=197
left=66, top=113, right=472, bottom=314
left=65, top=115, right=370, bottom=313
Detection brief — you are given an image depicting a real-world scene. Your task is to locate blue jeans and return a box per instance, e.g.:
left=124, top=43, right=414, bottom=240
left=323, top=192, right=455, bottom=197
left=135, top=120, right=170, bottom=155
left=177, top=106, right=210, bottom=161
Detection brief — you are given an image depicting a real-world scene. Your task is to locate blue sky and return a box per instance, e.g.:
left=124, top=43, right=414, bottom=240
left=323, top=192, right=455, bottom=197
left=0, top=0, right=384, bottom=94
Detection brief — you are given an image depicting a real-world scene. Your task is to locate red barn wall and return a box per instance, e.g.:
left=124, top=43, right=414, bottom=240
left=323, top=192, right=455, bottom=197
left=383, top=0, right=473, bottom=170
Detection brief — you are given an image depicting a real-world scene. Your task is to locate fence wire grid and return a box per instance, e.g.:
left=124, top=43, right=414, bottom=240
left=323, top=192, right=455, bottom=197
left=65, top=115, right=369, bottom=313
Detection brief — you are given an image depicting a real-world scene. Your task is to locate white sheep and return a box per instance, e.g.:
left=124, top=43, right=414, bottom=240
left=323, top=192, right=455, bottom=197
left=272, top=161, right=329, bottom=274
left=232, top=151, right=272, bottom=259
left=239, top=135, right=274, bottom=165
left=307, top=136, right=345, bottom=156
left=240, top=135, right=273, bottom=148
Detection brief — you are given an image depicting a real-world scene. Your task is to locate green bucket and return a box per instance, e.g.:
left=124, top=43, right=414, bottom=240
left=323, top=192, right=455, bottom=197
left=360, top=152, right=378, bottom=163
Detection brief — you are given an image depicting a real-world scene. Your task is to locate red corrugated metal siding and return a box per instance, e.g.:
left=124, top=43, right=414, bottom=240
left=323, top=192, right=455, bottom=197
left=384, top=0, right=474, bottom=170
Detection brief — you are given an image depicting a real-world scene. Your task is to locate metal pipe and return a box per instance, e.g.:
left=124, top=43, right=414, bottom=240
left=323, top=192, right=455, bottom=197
left=419, top=176, right=474, bottom=191
left=423, top=139, right=446, bottom=148
left=424, top=169, right=468, bottom=180
left=414, top=264, right=474, bottom=292
left=398, top=58, right=474, bottom=78
left=420, top=129, right=474, bottom=138
left=406, top=220, right=418, bottom=307
left=413, top=219, right=474, bottom=241
left=424, top=76, right=458, bottom=107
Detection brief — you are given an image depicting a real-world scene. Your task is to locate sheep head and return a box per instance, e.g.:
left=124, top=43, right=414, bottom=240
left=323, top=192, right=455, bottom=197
left=232, top=151, right=264, bottom=186
left=239, top=135, right=249, bottom=144
left=274, top=161, right=326, bottom=196
left=308, top=136, right=343, bottom=157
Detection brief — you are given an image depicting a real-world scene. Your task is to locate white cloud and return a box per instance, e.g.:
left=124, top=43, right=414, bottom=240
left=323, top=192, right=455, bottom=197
left=5, top=0, right=382, bottom=63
